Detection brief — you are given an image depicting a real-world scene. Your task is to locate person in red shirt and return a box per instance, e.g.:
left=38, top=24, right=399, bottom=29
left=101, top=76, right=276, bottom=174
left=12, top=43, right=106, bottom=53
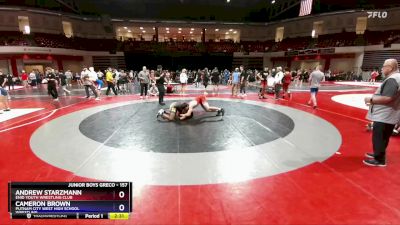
left=370, top=69, right=379, bottom=84
left=282, top=67, right=292, bottom=99
left=21, top=70, right=28, bottom=88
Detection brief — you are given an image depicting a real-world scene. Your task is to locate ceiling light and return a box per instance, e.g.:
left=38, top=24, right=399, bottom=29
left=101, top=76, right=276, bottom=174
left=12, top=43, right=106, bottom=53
left=167, top=31, right=170, bottom=33
left=124, top=27, right=127, bottom=29
left=178, top=28, right=182, bottom=30
left=225, top=32, right=229, bottom=34
left=233, top=31, right=237, bottom=34
left=178, top=31, right=181, bottom=34
left=271, top=0, right=275, bottom=3
left=140, top=27, right=143, bottom=30
left=128, top=30, right=131, bottom=33
left=166, top=28, right=169, bottom=30
left=190, top=31, right=193, bottom=34
left=227, top=0, right=230, bottom=2
left=191, top=28, right=194, bottom=31
left=229, top=29, right=233, bottom=32
left=215, top=29, right=219, bottom=31
left=142, top=30, right=146, bottom=33
left=153, top=27, right=155, bottom=30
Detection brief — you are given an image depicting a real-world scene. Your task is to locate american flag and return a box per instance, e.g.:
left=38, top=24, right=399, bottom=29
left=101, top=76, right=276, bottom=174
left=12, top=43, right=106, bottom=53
left=299, top=0, right=313, bottom=16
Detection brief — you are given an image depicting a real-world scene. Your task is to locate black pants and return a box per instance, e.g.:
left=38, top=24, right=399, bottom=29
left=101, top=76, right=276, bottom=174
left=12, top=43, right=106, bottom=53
left=47, top=84, right=58, bottom=99
left=372, top=121, right=396, bottom=163
left=240, top=83, right=246, bottom=94
left=275, top=84, right=282, bottom=98
left=8, top=83, right=14, bottom=90
left=157, top=84, right=165, bottom=104
left=106, top=81, right=117, bottom=95
left=140, top=83, right=148, bottom=96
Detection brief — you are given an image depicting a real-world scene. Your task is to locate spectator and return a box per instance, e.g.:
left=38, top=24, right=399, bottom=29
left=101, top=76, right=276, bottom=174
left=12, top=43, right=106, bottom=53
left=21, top=70, right=28, bottom=88
left=307, top=65, right=324, bottom=109
left=29, top=70, right=37, bottom=88
left=274, top=67, right=284, bottom=99
left=138, top=66, right=150, bottom=99
left=282, top=67, right=292, bottom=99
left=363, top=58, right=400, bottom=167
left=105, top=68, right=118, bottom=96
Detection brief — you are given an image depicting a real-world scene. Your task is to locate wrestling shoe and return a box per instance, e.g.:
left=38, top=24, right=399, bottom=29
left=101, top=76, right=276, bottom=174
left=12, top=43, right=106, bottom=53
left=217, top=108, right=225, bottom=116
left=156, top=109, right=165, bottom=118
left=363, top=159, right=386, bottom=167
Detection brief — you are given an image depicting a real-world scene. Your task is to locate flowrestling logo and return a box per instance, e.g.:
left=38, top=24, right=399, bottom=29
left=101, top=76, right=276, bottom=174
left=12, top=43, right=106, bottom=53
left=367, top=11, right=388, bottom=19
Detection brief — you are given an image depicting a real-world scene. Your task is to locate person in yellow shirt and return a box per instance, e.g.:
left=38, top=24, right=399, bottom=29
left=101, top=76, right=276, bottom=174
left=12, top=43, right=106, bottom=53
left=105, top=68, right=118, bottom=96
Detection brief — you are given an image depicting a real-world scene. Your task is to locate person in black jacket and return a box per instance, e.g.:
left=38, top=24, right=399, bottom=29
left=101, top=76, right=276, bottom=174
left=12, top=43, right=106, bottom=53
left=6, top=73, right=14, bottom=90
left=46, top=68, right=59, bottom=101
left=155, top=65, right=166, bottom=105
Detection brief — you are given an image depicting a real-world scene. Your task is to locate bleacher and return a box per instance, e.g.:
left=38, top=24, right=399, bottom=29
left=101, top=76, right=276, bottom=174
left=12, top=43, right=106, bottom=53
left=0, top=30, right=399, bottom=53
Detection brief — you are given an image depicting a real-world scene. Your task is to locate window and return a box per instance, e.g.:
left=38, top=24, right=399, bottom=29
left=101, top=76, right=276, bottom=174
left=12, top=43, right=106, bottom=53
left=356, top=17, right=367, bottom=35
left=18, top=16, right=30, bottom=34
left=312, top=21, right=324, bottom=38
left=62, top=21, right=73, bottom=38
left=275, top=27, right=284, bottom=42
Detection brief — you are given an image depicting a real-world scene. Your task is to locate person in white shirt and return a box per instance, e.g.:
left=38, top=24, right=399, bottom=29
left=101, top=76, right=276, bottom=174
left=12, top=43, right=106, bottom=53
left=97, top=70, right=104, bottom=79
left=29, top=71, right=37, bottom=88
left=274, top=66, right=284, bottom=99
left=307, top=65, right=325, bottom=109
left=82, top=67, right=100, bottom=100
left=180, top=69, right=188, bottom=94
left=65, top=70, right=73, bottom=87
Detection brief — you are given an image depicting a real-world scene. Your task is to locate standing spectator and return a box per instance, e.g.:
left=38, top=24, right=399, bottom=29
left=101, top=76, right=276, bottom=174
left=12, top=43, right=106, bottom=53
left=231, top=68, right=240, bottom=97
left=83, top=67, right=99, bottom=100
left=307, top=65, right=324, bottom=109
left=257, top=67, right=268, bottom=99
left=0, top=71, right=10, bottom=113
left=138, top=66, right=150, bottom=99
left=148, top=70, right=158, bottom=97
left=29, top=70, right=37, bottom=88
left=363, top=59, right=400, bottom=167
left=6, top=73, right=14, bottom=90
left=202, top=68, right=210, bottom=94
left=97, top=70, right=104, bottom=80
left=282, top=67, right=292, bottom=99
left=65, top=70, right=73, bottom=87
left=155, top=65, right=166, bottom=105
left=294, top=69, right=302, bottom=87
left=370, top=69, right=379, bottom=84
left=223, top=69, right=230, bottom=85
left=179, top=69, right=188, bottom=95
left=46, top=68, right=59, bottom=101
left=239, top=65, right=248, bottom=97
left=274, top=67, right=284, bottom=99
left=105, top=68, right=118, bottom=96
left=75, top=72, right=83, bottom=87
left=211, top=67, right=220, bottom=95
left=195, top=69, right=202, bottom=88
left=59, top=71, right=71, bottom=95
left=21, top=70, right=28, bottom=88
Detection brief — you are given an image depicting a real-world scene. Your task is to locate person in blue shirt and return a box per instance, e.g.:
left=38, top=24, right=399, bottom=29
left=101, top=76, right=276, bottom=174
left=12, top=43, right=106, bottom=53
left=231, top=68, right=241, bottom=96
left=223, top=69, right=230, bottom=85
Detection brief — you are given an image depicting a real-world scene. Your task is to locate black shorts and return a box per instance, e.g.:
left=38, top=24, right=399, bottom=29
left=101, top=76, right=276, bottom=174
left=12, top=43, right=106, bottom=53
left=211, top=77, right=219, bottom=85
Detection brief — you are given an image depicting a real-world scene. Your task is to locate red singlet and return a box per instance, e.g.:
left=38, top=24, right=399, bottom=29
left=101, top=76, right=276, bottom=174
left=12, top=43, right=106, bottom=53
left=195, top=95, right=207, bottom=105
